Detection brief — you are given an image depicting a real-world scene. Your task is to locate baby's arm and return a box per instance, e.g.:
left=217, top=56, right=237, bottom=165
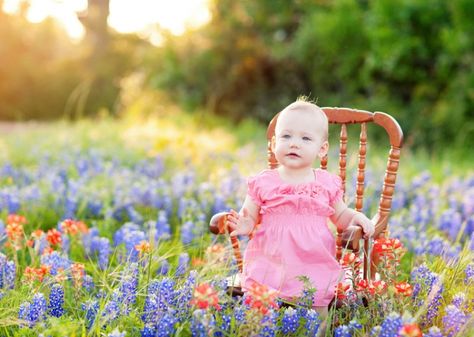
left=228, top=196, right=260, bottom=237
left=330, top=200, right=375, bottom=239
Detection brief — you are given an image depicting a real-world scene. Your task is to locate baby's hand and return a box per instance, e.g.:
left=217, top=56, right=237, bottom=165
left=351, top=213, right=375, bottom=239
left=228, top=208, right=254, bottom=236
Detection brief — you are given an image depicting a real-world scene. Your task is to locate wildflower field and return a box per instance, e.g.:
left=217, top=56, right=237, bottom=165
left=0, top=117, right=473, bottom=337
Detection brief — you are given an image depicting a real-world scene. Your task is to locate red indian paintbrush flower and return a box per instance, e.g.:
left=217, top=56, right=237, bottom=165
left=135, top=240, right=151, bottom=256
left=190, top=283, right=221, bottom=310
left=46, top=228, right=62, bottom=247
left=5, top=214, right=26, bottom=250
left=244, top=283, right=278, bottom=315
left=398, top=323, right=423, bottom=337
left=60, top=219, right=89, bottom=235
left=6, top=214, right=27, bottom=226
left=394, top=281, right=413, bottom=297
left=336, top=282, right=351, bottom=300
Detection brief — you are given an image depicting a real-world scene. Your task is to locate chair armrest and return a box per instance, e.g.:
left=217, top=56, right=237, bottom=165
left=209, top=212, right=231, bottom=234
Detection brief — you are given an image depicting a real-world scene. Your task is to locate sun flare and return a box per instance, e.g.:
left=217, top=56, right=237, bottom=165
left=2, top=0, right=211, bottom=42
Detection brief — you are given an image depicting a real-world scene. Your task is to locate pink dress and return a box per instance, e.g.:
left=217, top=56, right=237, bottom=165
left=241, top=168, right=344, bottom=306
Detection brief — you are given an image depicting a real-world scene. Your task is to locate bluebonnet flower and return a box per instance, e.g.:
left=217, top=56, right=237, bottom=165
left=334, top=325, right=351, bottom=337
left=48, top=284, right=64, bottom=317
left=87, top=198, right=103, bottom=217
left=155, top=210, right=171, bottom=240
left=464, top=263, right=474, bottom=284
left=40, top=251, right=71, bottom=275
left=180, top=220, right=194, bottom=245
left=451, top=292, right=466, bottom=309
left=93, top=237, right=111, bottom=270
left=304, top=309, right=321, bottom=336
left=83, top=274, right=95, bottom=292
left=214, top=314, right=231, bottom=337
left=0, top=220, right=5, bottom=244
left=438, top=209, right=462, bottom=241
left=27, top=293, right=47, bottom=327
left=82, top=299, right=99, bottom=329
left=156, top=309, right=178, bottom=337
left=18, top=301, right=31, bottom=327
left=259, top=310, right=278, bottom=337
left=348, top=320, right=363, bottom=332
left=119, top=263, right=139, bottom=315
left=0, top=254, right=6, bottom=289
left=425, top=236, right=447, bottom=256
left=442, top=304, right=469, bottom=337
left=234, top=306, right=246, bottom=323
left=141, top=324, right=156, bottom=337
left=176, top=252, right=189, bottom=276
left=280, top=307, right=299, bottom=334
left=424, top=326, right=444, bottom=337
left=82, top=227, right=100, bottom=255
left=212, top=194, right=227, bottom=214
left=113, top=222, right=146, bottom=262
left=107, top=328, right=126, bottom=337
left=172, top=172, right=195, bottom=199
left=126, top=205, right=143, bottom=224
left=378, top=312, right=402, bottom=337
left=191, top=309, right=215, bottom=337
left=411, top=263, right=438, bottom=299
left=469, top=232, right=474, bottom=251
left=103, top=291, right=121, bottom=324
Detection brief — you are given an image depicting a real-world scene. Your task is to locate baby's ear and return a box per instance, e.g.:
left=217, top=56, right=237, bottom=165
left=318, top=141, right=329, bottom=158
left=270, top=136, right=276, bottom=152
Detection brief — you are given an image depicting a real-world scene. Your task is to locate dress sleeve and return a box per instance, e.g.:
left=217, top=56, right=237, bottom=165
left=247, top=175, right=263, bottom=206
left=329, top=173, right=344, bottom=205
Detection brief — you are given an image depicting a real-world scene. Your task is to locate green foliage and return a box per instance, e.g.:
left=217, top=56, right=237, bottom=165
left=145, top=0, right=474, bottom=151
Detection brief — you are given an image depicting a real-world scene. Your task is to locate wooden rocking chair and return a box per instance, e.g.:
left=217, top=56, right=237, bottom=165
left=209, top=107, right=403, bottom=297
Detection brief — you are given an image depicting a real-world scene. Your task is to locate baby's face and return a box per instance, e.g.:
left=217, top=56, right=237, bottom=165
left=273, top=108, right=328, bottom=170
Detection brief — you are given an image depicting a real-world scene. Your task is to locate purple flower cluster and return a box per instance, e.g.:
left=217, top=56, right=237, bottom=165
left=442, top=304, right=470, bottom=337
left=113, top=222, right=146, bottom=262
left=19, top=293, right=47, bottom=327
left=0, top=253, right=16, bottom=290
left=48, top=284, right=65, bottom=317
left=280, top=307, right=299, bottom=334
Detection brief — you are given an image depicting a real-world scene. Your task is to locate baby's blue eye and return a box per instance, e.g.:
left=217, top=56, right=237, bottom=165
left=281, top=134, right=291, bottom=139
left=302, top=136, right=312, bottom=141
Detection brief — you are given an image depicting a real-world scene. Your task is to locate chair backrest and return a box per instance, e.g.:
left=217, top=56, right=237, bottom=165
left=266, top=107, right=403, bottom=266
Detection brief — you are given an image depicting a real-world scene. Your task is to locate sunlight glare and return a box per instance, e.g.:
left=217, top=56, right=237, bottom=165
left=2, top=0, right=211, bottom=42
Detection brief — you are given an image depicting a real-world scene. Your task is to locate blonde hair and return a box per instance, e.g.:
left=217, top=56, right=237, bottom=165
left=279, top=100, right=329, bottom=141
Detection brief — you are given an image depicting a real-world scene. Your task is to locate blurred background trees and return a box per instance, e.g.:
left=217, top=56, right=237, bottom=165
left=0, top=0, right=473, bottom=150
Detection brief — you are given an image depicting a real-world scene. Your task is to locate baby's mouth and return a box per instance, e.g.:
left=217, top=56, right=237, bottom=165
left=286, top=153, right=300, bottom=158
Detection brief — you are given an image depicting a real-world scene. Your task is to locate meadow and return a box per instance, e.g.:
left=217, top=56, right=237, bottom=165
left=0, top=114, right=472, bottom=337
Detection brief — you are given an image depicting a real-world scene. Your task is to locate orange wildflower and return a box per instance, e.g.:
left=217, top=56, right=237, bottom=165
left=191, top=258, right=206, bottom=267
left=336, top=282, right=351, bottom=299
left=46, top=228, right=62, bottom=247
left=135, top=240, right=151, bottom=256
left=244, top=283, right=278, bottom=315
left=190, top=283, right=221, bottom=310
left=206, top=244, right=225, bottom=254
left=399, top=323, right=423, bottom=337
left=23, top=265, right=51, bottom=283
left=60, top=219, right=79, bottom=235
left=6, top=222, right=24, bottom=250
left=394, top=281, right=413, bottom=297
left=71, top=263, right=85, bottom=288
left=6, top=214, right=27, bottom=225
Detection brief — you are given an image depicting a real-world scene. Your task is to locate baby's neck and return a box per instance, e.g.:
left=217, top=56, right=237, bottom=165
left=277, top=166, right=315, bottom=185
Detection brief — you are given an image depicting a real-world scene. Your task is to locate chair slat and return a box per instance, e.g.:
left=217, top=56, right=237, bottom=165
left=356, top=123, right=367, bottom=212
left=339, top=124, right=347, bottom=198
